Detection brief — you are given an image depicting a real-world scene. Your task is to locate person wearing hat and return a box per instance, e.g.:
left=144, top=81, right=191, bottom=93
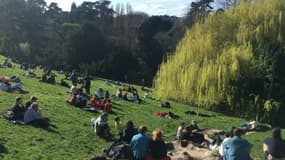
left=131, top=126, right=150, bottom=160
left=25, top=96, right=38, bottom=110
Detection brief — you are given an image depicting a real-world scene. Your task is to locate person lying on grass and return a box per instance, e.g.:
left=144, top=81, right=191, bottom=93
left=0, top=77, right=28, bottom=94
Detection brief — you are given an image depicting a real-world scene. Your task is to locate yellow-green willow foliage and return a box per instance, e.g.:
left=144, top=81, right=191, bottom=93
left=154, top=0, right=285, bottom=116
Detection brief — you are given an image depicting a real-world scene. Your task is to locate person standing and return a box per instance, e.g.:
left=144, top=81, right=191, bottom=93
left=83, top=71, right=91, bottom=94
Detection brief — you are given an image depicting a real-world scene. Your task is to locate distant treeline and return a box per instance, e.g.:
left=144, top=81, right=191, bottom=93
left=0, top=0, right=192, bottom=85
left=0, top=0, right=235, bottom=85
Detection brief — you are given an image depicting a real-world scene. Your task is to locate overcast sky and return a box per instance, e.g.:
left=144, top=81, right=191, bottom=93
left=45, top=0, right=192, bottom=17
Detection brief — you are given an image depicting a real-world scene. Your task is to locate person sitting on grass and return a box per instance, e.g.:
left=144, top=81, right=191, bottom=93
left=147, top=129, right=170, bottom=160
left=93, top=113, right=111, bottom=139
left=131, top=126, right=150, bottom=160
left=263, top=128, right=285, bottom=160
left=89, top=97, right=112, bottom=113
left=104, top=91, right=110, bottom=100
left=219, top=130, right=234, bottom=159
left=177, top=122, right=186, bottom=140
left=24, top=70, right=36, bottom=78
left=95, top=88, right=104, bottom=99
left=75, top=89, right=88, bottom=108
left=183, top=120, right=205, bottom=144
left=122, top=121, right=138, bottom=144
left=25, top=96, right=38, bottom=110
left=42, top=69, right=56, bottom=84
left=123, top=92, right=129, bottom=101
left=24, top=103, right=49, bottom=127
left=10, top=97, right=26, bottom=121
left=116, top=89, right=123, bottom=99
left=114, top=116, right=123, bottom=138
left=131, top=91, right=142, bottom=103
left=69, top=84, right=78, bottom=95
left=223, top=128, right=251, bottom=160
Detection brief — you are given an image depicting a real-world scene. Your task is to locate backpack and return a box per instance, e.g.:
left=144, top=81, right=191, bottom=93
left=103, top=141, right=132, bottom=160
left=3, top=110, right=14, bottom=120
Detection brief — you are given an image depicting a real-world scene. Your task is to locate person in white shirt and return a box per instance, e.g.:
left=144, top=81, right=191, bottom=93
left=176, top=122, right=186, bottom=140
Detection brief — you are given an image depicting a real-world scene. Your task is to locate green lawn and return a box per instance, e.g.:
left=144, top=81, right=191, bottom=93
left=0, top=55, right=280, bottom=160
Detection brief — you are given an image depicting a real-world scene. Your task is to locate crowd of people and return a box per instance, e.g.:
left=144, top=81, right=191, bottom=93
left=90, top=110, right=285, bottom=160
left=1, top=60, right=285, bottom=160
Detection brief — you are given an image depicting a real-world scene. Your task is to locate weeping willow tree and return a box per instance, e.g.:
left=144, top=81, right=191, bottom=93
left=154, top=0, right=285, bottom=125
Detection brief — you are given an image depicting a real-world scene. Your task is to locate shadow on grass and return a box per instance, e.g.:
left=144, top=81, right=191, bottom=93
left=111, top=101, right=122, bottom=106
left=31, top=122, right=61, bottom=135
left=111, top=105, right=123, bottom=111
left=0, top=139, right=8, bottom=158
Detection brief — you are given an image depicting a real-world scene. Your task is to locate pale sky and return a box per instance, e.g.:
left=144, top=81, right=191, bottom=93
left=45, top=0, right=192, bottom=17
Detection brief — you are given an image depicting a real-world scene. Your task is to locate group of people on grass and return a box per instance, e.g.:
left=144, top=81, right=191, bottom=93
left=2, top=62, right=284, bottom=160
left=68, top=84, right=112, bottom=112
left=91, top=113, right=170, bottom=160
left=91, top=112, right=285, bottom=160
left=5, top=96, right=49, bottom=127
left=41, top=69, right=56, bottom=84
left=115, top=86, right=142, bottom=103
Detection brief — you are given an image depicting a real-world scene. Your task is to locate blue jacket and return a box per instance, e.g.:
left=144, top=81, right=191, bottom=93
left=224, top=136, right=251, bottom=160
left=130, top=133, right=150, bottom=159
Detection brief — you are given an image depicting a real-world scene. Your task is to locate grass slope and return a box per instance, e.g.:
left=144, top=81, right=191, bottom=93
left=0, top=55, right=279, bottom=160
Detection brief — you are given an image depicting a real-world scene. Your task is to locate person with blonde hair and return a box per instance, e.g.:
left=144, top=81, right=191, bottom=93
left=147, top=129, right=170, bottom=160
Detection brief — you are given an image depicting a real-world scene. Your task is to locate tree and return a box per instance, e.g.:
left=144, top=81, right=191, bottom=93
left=137, top=16, right=173, bottom=84
left=154, top=0, right=285, bottom=126
left=64, top=22, right=107, bottom=67
left=184, top=0, right=214, bottom=27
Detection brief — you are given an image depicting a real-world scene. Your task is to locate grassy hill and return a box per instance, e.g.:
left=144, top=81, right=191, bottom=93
left=0, top=55, right=279, bottom=160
